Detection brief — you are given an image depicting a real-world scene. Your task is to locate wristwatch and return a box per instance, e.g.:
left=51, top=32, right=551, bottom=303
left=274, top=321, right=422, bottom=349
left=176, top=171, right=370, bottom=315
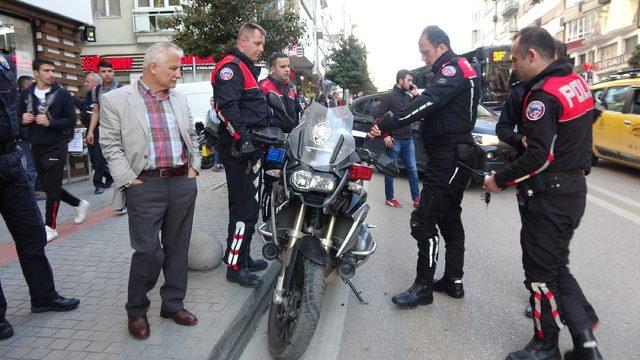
left=124, top=181, right=133, bottom=188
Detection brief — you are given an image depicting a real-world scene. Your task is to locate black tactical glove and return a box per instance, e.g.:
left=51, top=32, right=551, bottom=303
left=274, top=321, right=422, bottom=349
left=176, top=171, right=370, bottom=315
left=379, top=111, right=401, bottom=132
left=238, top=133, right=258, bottom=161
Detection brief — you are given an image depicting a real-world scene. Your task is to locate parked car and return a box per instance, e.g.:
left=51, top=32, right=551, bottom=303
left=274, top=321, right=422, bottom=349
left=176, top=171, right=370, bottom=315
left=350, top=91, right=515, bottom=174
left=590, top=76, right=640, bottom=170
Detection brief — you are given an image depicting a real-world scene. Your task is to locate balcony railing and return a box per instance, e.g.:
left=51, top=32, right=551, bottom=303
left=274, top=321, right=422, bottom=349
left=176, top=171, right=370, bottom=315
left=501, top=0, right=518, bottom=17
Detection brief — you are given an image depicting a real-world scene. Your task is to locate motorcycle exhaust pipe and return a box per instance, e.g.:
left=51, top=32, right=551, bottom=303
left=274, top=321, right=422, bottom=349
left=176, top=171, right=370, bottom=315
left=338, top=255, right=356, bottom=279
left=262, top=242, right=279, bottom=260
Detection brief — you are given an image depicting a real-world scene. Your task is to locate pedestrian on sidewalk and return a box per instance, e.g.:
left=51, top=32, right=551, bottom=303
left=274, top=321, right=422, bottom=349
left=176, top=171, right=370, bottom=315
left=100, top=42, right=201, bottom=340
left=370, top=26, right=479, bottom=309
left=0, top=48, right=80, bottom=341
left=79, top=72, right=114, bottom=195
left=18, top=58, right=90, bottom=242
left=484, top=27, right=603, bottom=360
left=205, top=96, right=223, bottom=171
left=211, top=22, right=270, bottom=288
left=374, top=69, right=420, bottom=209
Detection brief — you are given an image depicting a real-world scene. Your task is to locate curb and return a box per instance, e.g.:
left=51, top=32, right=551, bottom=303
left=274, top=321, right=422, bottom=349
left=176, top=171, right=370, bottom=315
left=211, top=261, right=280, bottom=360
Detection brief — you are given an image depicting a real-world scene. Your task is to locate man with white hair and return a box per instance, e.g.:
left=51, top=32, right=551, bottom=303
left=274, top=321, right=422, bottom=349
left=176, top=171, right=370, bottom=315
left=99, top=42, right=201, bottom=339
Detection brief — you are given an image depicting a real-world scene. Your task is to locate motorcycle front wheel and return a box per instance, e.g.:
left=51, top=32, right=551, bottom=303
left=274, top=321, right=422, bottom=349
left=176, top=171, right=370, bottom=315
left=268, top=256, right=325, bottom=359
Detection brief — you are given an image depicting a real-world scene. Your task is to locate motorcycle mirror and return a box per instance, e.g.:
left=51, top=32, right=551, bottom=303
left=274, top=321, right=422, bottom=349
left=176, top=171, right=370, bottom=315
left=267, top=92, right=294, bottom=124
left=374, top=153, right=400, bottom=178
left=355, top=148, right=373, bottom=163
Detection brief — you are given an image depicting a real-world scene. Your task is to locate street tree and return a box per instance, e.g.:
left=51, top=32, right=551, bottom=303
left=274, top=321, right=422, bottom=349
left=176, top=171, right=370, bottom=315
left=171, top=0, right=305, bottom=60
left=325, top=35, right=377, bottom=94
left=628, top=45, right=640, bottom=69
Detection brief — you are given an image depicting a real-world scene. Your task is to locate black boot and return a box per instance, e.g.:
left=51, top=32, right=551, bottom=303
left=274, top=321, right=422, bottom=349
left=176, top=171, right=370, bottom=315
left=433, top=276, right=464, bottom=298
left=226, top=267, right=263, bottom=288
left=248, top=257, right=268, bottom=272
left=564, top=329, right=603, bottom=360
left=506, top=333, right=561, bottom=360
left=391, top=282, right=433, bottom=309
left=0, top=319, right=14, bottom=340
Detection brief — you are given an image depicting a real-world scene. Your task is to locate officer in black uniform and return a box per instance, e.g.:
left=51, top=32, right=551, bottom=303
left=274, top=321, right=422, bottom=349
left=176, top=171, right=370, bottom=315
left=211, top=22, right=270, bottom=288
left=0, top=49, right=80, bottom=340
left=484, top=27, right=603, bottom=360
left=370, top=26, right=479, bottom=308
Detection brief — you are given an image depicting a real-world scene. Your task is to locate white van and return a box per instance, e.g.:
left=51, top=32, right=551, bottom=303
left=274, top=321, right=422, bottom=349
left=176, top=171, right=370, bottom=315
left=174, top=81, right=212, bottom=126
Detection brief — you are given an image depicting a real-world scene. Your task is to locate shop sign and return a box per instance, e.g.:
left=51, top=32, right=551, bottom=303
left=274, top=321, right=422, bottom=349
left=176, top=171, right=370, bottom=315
left=82, top=56, right=134, bottom=72
left=180, top=56, right=215, bottom=71
left=594, top=53, right=633, bottom=71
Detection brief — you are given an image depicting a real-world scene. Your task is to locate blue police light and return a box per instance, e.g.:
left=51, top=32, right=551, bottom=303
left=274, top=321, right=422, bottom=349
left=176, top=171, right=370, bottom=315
left=266, top=147, right=286, bottom=164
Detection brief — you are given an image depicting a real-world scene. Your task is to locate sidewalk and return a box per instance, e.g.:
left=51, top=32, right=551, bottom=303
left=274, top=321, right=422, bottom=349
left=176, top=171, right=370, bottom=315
left=0, top=170, right=278, bottom=359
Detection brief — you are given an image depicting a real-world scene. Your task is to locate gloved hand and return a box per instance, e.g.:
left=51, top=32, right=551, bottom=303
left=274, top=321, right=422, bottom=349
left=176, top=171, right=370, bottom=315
left=238, top=133, right=258, bottom=161
left=379, top=111, right=400, bottom=132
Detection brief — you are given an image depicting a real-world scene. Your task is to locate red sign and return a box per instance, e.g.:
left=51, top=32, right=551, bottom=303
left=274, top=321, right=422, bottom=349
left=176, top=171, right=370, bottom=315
left=583, top=63, right=593, bottom=71
left=82, top=56, right=133, bottom=72
left=181, top=56, right=214, bottom=65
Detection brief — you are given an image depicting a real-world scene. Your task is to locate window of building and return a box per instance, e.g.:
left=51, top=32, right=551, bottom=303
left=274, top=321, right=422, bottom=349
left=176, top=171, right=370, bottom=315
left=0, top=14, right=35, bottom=78
left=133, top=0, right=182, bottom=32
left=565, top=12, right=597, bottom=42
left=135, top=0, right=181, bottom=8
left=599, top=42, right=618, bottom=61
left=578, top=53, right=586, bottom=65
left=92, top=0, right=121, bottom=18
left=624, top=35, right=638, bottom=54
left=587, top=50, right=595, bottom=64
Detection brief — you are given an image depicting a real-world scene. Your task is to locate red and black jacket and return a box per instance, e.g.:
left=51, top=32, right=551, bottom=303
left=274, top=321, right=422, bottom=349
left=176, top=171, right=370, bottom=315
left=383, top=50, right=480, bottom=147
left=258, top=75, right=301, bottom=133
left=494, top=59, right=595, bottom=188
left=211, top=47, right=270, bottom=141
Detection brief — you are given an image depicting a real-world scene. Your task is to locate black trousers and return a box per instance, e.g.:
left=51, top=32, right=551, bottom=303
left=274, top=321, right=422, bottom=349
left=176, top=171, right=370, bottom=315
left=520, top=176, right=598, bottom=338
left=219, top=143, right=260, bottom=270
left=410, top=149, right=471, bottom=285
left=31, top=145, right=81, bottom=229
left=125, top=175, right=197, bottom=316
left=0, top=148, right=58, bottom=320
left=87, top=128, right=113, bottom=189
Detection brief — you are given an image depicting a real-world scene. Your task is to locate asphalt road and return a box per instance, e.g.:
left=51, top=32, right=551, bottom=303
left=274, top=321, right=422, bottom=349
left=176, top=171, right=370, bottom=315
left=241, top=159, right=640, bottom=360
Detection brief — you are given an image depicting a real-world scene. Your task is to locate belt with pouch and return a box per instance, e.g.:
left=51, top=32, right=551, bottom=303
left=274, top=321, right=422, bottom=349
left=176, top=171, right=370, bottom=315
left=139, top=165, right=188, bottom=178
left=518, top=169, right=584, bottom=196
left=0, top=141, right=16, bottom=155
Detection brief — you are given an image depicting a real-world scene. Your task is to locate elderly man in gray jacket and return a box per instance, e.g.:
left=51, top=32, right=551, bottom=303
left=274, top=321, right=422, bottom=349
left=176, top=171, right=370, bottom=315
left=99, top=42, right=201, bottom=339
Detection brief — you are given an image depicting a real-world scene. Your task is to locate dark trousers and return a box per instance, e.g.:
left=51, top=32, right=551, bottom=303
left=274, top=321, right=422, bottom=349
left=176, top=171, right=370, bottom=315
left=410, top=149, right=471, bottom=285
left=520, top=176, right=598, bottom=338
left=0, top=149, right=57, bottom=320
left=17, top=139, right=37, bottom=188
left=31, top=145, right=81, bottom=229
left=125, top=174, right=197, bottom=316
left=87, top=129, right=113, bottom=189
left=219, top=143, right=259, bottom=270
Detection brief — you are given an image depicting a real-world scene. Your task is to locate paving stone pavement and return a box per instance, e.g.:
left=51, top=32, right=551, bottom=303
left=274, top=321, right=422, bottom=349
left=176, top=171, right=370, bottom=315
left=0, top=169, right=270, bottom=359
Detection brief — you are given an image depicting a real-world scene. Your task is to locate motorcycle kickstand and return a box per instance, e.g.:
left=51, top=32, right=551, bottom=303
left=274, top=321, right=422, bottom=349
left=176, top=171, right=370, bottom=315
left=340, top=276, right=368, bottom=305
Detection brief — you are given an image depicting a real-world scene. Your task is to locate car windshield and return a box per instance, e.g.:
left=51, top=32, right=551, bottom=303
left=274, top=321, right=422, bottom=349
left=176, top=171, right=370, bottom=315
left=288, top=102, right=355, bottom=168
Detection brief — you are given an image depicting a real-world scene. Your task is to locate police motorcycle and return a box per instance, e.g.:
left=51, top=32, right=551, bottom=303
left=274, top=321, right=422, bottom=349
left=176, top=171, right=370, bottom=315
left=251, top=95, right=398, bottom=359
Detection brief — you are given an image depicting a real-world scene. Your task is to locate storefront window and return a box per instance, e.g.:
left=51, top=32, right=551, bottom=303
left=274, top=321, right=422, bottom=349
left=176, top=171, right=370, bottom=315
left=0, top=14, right=34, bottom=78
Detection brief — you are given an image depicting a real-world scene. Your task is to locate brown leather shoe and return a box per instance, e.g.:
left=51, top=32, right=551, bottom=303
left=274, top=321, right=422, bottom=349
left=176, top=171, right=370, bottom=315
left=160, top=309, right=198, bottom=326
left=128, top=315, right=150, bottom=339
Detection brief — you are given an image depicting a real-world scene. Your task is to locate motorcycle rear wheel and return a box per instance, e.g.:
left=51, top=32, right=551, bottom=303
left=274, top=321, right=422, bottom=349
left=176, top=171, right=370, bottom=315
left=268, top=256, right=325, bottom=359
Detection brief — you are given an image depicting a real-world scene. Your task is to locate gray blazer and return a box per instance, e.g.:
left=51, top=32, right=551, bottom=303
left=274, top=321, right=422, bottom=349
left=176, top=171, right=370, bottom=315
left=99, top=84, right=202, bottom=210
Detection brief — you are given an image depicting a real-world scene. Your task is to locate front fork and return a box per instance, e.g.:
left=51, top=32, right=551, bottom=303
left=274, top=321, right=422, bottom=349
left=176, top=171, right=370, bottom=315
left=272, top=203, right=336, bottom=305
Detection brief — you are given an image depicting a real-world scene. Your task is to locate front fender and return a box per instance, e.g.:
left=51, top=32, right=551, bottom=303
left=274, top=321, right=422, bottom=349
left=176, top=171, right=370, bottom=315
left=283, top=235, right=328, bottom=294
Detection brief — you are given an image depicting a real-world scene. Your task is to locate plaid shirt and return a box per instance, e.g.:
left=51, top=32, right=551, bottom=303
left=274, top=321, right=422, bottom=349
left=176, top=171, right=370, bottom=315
left=137, top=80, right=187, bottom=169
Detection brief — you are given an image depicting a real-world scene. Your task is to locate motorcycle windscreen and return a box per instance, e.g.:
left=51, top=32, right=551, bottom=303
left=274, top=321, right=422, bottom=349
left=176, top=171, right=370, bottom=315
left=288, top=102, right=356, bottom=168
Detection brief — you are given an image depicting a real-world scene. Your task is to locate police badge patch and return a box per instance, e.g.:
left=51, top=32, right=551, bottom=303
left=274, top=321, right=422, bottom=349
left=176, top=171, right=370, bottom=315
left=220, top=67, right=234, bottom=81
left=526, top=101, right=545, bottom=121
left=441, top=65, right=456, bottom=77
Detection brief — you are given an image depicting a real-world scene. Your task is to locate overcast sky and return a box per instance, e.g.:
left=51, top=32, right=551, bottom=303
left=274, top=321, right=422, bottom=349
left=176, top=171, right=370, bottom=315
left=344, top=0, right=474, bottom=91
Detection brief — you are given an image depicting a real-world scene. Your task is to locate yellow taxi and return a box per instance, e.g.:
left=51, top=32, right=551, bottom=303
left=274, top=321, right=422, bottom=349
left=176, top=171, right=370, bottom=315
left=590, top=76, right=640, bottom=169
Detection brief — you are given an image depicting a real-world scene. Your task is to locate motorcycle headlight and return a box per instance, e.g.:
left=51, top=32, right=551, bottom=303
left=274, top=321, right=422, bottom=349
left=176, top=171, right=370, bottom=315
left=290, top=168, right=336, bottom=193
left=472, top=133, right=500, bottom=146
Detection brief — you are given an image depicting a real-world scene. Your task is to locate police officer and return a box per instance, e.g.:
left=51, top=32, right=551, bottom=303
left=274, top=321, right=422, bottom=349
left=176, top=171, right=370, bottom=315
left=0, top=49, right=80, bottom=340
left=211, top=22, right=270, bottom=287
left=258, top=52, right=301, bottom=133
left=484, top=27, right=602, bottom=360
left=370, top=26, right=479, bottom=308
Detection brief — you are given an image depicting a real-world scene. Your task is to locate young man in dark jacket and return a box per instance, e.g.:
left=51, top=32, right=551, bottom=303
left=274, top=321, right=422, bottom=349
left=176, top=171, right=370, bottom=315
left=18, top=58, right=89, bottom=242
left=375, top=69, right=420, bottom=208
left=258, top=52, right=301, bottom=133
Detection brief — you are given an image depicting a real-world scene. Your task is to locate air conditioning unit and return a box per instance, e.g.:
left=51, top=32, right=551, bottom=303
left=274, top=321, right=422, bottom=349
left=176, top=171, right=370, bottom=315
left=493, top=15, right=498, bottom=23
left=559, top=17, right=565, bottom=26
